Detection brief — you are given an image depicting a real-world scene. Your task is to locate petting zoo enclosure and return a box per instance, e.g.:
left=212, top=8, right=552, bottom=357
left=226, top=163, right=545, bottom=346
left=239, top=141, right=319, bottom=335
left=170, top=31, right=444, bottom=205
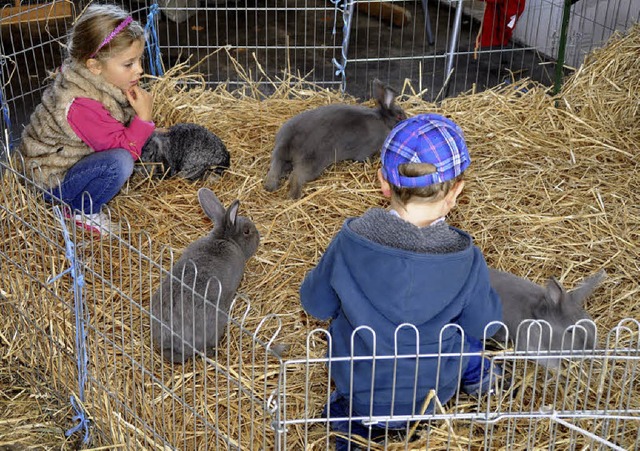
left=1, top=1, right=639, bottom=449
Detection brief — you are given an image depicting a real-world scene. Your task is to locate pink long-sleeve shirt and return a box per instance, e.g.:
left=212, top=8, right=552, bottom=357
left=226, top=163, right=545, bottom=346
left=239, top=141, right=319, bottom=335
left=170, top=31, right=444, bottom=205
left=66, top=97, right=155, bottom=160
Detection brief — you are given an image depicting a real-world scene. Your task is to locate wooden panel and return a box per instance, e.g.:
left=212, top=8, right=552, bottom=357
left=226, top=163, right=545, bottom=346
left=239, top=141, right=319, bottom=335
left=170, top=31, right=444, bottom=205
left=1, top=1, right=72, bottom=25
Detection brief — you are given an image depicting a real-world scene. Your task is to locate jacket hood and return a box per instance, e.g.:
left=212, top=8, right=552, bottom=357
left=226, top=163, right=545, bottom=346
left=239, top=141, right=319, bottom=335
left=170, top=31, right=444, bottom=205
left=339, top=217, right=475, bottom=326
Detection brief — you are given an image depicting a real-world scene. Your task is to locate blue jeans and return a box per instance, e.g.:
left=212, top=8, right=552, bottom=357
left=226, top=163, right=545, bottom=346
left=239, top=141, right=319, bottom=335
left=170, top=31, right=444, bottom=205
left=324, top=336, right=499, bottom=450
left=461, top=335, right=496, bottom=391
left=323, top=391, right=392, bottom=451
left=44, top=149, right=134, bottom=215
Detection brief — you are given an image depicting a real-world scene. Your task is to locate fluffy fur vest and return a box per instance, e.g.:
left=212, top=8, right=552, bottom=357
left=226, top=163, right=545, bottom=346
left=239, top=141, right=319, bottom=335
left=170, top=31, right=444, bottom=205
left=17, top=60, right=135, bottom=188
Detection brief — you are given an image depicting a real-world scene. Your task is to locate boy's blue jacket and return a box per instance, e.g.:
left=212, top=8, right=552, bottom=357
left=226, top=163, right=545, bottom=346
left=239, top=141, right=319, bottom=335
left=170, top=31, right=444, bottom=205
left=300, top=217, right=502, bottom=418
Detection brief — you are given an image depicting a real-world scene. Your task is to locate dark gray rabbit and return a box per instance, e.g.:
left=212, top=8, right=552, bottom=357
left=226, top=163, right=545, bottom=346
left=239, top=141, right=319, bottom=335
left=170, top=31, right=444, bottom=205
left=264, top=79, right=407, bottom=199
left=490, top=268, right=605, bottom=368
left=151, top=188, right=260, bottom=363
left=141, top=123, right=230, bottom=181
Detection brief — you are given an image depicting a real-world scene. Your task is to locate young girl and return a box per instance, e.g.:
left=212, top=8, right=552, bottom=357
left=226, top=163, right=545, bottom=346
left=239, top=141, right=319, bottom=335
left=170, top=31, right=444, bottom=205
left=18, top=4, right=155, bottom=236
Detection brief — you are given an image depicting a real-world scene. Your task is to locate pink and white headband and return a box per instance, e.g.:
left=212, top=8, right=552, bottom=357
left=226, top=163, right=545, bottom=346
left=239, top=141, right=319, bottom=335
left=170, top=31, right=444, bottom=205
left=90, top=16, right=133, bottom=58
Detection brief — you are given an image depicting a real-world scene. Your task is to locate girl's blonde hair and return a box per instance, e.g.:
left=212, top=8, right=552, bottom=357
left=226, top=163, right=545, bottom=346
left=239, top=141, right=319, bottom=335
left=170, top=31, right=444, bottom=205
left=68, top=4, right=144, bottom=63
left=390, top=162, right=464, bottom=204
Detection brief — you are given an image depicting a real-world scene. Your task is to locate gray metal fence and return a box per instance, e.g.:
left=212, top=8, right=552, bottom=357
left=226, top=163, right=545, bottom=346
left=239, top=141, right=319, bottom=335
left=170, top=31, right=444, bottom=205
left=0, top=148, right=287, bottom=448
left=2, top=145, right=639, bottom=449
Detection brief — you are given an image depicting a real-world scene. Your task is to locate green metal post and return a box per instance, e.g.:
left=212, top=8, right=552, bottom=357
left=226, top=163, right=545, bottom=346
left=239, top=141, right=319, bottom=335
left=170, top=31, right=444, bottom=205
left=553, top=0, right=573, bottom=95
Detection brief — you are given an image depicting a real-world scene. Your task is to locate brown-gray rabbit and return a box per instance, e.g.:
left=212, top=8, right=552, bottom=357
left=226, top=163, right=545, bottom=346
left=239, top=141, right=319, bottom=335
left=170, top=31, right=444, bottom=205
left=490, top=268, right=605, bottom=368
left=151, top=188, right=260, bottom=363
left=141, top=123, right=230, bottom=180
left=264, top=79, right=407, bottom=199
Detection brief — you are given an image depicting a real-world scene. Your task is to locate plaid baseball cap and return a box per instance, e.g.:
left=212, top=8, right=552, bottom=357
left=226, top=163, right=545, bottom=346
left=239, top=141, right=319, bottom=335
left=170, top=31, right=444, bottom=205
left=380, top=113, right=470, bottom=188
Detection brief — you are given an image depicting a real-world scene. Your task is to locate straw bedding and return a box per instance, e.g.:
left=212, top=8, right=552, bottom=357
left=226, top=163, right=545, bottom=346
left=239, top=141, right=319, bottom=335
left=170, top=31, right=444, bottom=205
left=1, top=24, right=638, bottom=449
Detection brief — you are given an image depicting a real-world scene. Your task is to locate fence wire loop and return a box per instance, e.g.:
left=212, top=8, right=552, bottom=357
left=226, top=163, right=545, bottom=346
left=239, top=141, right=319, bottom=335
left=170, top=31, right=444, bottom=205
left=66, top=395, right=92, bottom=445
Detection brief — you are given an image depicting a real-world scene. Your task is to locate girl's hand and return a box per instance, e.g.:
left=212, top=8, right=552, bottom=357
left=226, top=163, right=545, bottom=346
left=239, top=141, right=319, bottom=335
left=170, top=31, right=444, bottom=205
left=126, top=85, right=154, bottom=122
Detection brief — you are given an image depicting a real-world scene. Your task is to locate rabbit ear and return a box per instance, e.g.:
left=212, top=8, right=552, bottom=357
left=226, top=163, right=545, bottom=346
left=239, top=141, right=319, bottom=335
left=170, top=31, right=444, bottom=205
left=198, top=188, right=225, bottom=221
left=544, top=276, right=565, bottom=306
left=383, top=88, right=397, bottom=109
left=373, top=79, right=396, bottom=110
left=226, top=200, right=240, bottom=227
left=570, top=269, right=606, bottom=306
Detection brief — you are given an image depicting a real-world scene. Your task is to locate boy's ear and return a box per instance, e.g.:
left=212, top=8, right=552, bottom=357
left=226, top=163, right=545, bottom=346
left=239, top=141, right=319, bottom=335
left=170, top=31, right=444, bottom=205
left=452, top=179, right=465, bottom=198
left=377, top=168, right=392, bottom=198
left=85, top=58, right=103, bottom=76
left=444, top=179, right=465, bottom=207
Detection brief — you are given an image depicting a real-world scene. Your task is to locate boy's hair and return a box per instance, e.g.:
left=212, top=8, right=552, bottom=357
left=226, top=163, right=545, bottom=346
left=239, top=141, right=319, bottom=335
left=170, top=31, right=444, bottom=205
left=68, top=4, right=144, bottom=63
left=381, top=113, right=470, bottom=204
left=391, top=163, right=464, bottom=204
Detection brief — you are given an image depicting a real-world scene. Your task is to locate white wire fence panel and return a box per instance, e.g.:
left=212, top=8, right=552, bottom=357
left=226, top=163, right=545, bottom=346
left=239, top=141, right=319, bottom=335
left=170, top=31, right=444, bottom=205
left=0, top=149, right=285, bottom=449
left=155, top=0, right=344, bottom=88
left=110, top=0, right=346, bottom=92
left=0, top=146, right=79, bottom=401
left=128, top=0, right=545, bottom=99
left=128, top=0, right=640, bottom=100
left=280, top=323, right=640, bottom=450
left=0, top=2, right=74, bottom=146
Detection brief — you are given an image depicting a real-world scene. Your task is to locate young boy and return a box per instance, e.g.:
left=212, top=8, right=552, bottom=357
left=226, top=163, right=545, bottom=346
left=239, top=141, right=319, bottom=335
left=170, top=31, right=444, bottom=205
left=300, top=113, right=503, bottom=448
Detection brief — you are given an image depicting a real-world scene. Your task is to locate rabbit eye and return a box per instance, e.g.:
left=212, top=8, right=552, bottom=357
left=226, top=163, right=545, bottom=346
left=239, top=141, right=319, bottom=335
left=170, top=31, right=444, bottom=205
left=243, top=226, right=251, bottom=236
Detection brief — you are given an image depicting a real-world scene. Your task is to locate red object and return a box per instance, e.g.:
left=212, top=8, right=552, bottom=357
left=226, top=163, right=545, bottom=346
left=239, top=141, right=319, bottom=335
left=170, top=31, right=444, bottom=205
left=477, top=0, right=526, bottom=48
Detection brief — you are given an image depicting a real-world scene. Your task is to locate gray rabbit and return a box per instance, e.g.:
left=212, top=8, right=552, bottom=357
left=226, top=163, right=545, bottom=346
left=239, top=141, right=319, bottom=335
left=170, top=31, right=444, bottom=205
left=490, top=268, right=605, bottom=368
left=151, top=188, right=260, bottom=363
left=264, top=79, right=407, bottom=199
left=140, top=123, right=230, bottom=181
